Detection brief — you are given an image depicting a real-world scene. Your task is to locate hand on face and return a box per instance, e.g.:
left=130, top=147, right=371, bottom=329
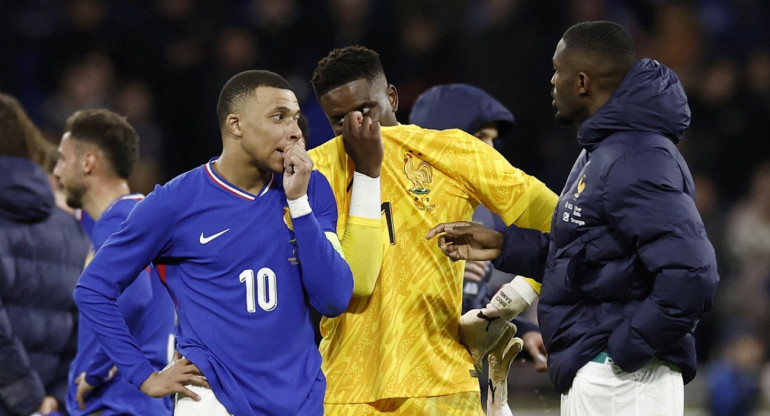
left=342, top=111, right=383, bottom=178
left=282, top=140, right=313, bottom=200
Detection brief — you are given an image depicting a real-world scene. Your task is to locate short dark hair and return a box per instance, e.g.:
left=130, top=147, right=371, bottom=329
left=64, top=109, right=140, bottom=179
left=217, top=70, right=294, bottom=127
left=563, top=21, right=636, bottom=72
left=0, top=93, right=51, bottom=167
left=311, top=46, right=385, bottom=97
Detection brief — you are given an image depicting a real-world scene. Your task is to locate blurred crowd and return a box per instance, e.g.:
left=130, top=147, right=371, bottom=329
left=3, top=0, right=770, bottom=413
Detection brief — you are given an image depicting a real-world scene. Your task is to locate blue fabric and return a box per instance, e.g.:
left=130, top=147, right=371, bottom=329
left=0, top=156, right=90, bottom=416
left=74, top=160, right=353, bottom=416
left=493, top=60, right=719, bottom=393
left=408, top=83, right=514, bottom=137
left=67, top=195, right=174, bottom=416
left=708, top=360, right=759, bottom=416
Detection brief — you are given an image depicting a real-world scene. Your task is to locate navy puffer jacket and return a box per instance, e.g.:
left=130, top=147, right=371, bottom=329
left=493, top=59, right=719, bottom=393
left=0, top=156, right=90, bottom=415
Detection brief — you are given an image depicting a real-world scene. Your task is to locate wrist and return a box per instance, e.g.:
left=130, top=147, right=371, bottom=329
left=489, top=276, right=538, bottom=321
left=350, top=172, right=381, bottom=219
left=287, top=194, right=312, bottom=218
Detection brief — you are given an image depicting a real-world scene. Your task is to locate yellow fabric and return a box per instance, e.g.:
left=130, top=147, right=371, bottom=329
left=325, top=231, right=345, bottom=258
left=308, top=124, right=557, bottom=403
left=341, top=216, right=383, bottom=296
left=324, top=391, right=484, bottom=416
left=523, top=276, right=542, bottom=293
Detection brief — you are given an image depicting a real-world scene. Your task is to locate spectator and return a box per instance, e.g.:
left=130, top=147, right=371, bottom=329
left=0, top=93, right=90, bottom=416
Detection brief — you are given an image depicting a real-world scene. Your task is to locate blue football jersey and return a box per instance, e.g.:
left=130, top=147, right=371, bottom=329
left=74, top=160, right=353, bottom=416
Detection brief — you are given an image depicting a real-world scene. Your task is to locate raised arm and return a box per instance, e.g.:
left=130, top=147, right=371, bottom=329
left=339, top=112, right=383, bottom=297
left=284, top=144, right=354, bottom=316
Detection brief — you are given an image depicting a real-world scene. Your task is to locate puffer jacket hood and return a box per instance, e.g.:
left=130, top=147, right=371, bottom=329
left=409, top=83, right=514, bottom=137
left=0, top=156, right=54, bottom=222
left=578, top=58, right=691, bottom=149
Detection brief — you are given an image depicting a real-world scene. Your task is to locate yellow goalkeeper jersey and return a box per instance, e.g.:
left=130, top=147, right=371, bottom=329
left=308, top=124, right=557, bottom=403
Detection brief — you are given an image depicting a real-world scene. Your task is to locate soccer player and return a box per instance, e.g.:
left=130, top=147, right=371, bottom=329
left=53, top=109, right=175, bottom=415
left=410, top=83, right=548, bottom=415
left=307, top=45, right=557, bottom=415
left=72, top=70, right=354, bottom=416
left=427, top=21, right=719, bottom=415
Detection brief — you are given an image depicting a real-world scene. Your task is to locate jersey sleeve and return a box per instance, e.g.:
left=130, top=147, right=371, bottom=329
left=436, top=130, right=557, bottom=292
left=294, top=172, right=354, bottom=316
left=341, top=216, right=382, bottom=296
left=73, top=186, right=175, bottom=389
left=309, top=141, right=382, bottom=298
left=453, top=132, right=557, bottom=232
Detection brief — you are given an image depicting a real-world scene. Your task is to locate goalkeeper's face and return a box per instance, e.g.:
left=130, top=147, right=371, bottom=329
left=318, top=75, right=399, bottom=136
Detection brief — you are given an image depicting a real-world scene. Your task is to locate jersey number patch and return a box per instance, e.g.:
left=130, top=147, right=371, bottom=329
left=239, top=268, right=277, bottom=313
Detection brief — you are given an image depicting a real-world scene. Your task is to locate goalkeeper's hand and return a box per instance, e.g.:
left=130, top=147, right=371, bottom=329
left=459, top=308, right=518, bottom=373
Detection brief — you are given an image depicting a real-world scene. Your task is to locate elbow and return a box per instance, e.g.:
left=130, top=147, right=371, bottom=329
left=72, top=285, right=86, bottom=308
left=321, top=274, right=354, bottom=317
left=352, top=276, right=377, bottom=298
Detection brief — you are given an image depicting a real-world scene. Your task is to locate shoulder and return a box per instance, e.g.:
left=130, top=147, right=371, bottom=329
left=599, top=133, right=687, bottom=192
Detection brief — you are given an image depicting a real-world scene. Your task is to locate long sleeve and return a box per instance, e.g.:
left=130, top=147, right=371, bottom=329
left=340, top=172, right=382, bottom=297
left=492, top=224, right=550, bottom=282
left=292, top=173, right=354, bottom=317
left=74, top=190, right=173, bottom=389
left=293, top=214, right=354, bottom=317
left=84, top=268, right=152, bottom=386
left=48, top=305, right=79, bottom=408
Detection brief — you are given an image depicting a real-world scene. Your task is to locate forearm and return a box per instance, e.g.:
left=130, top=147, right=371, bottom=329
left=492, top=224, right=550, bottom=281
left=290, top=197, right=354, bottom=317
left=342, top=171, right=382, bottom=296
left=73, top=285, right=155, bottom=388
left=84, top=348, right=114, bottom=386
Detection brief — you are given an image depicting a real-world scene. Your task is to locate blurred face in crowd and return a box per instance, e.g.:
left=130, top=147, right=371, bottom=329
left=473, top=122, right=500, bottom=147
left=228, top=86, right=303, bottom=174
left=318, top=75, right=399, bottom=136
left=550, top=39, right=589, bottom=126
left=53, top=133, right=89, bottom=209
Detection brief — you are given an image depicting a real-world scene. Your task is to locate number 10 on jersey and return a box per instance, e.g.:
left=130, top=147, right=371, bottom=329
left=239, top=268, right=277, bottom=312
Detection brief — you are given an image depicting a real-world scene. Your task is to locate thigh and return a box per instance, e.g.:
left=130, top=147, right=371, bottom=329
left=561, top=361, right=683, bottom=416
left=174, top=385, right=232, bottom=416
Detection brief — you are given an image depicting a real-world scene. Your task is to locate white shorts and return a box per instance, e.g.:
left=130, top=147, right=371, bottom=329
left=174, top=384, right=232, bottom=416
left=561, top=355, right=684, bottom=416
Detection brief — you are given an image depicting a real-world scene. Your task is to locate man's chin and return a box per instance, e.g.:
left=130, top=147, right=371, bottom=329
left=554, top=112, right=578, bottom=127
left=65, top=198, right=82, bottom=209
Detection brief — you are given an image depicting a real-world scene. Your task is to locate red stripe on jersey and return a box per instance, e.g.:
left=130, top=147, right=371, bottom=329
left=205, top=162, right=256, bottom=200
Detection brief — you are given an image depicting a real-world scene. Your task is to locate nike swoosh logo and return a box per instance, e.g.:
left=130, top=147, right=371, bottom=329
left=199, top=229, right=230, bottom=244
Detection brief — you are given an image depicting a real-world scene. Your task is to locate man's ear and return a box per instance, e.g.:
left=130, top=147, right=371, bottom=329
left=387, top=84, right=399, bottom=113
left=226, top=114, right=242, bottom=137
left=82, top=151, right=97, bottom=174
left=578, top=72, right=590, bottom=97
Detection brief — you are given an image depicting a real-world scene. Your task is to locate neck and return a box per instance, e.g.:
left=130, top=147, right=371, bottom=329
left=83, top=178, right=132, bottom=221
left=214, top=151, right=272, bottom=194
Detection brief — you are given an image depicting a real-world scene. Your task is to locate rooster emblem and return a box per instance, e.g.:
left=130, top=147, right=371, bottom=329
left=404, top=153, right=432, bottom=195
